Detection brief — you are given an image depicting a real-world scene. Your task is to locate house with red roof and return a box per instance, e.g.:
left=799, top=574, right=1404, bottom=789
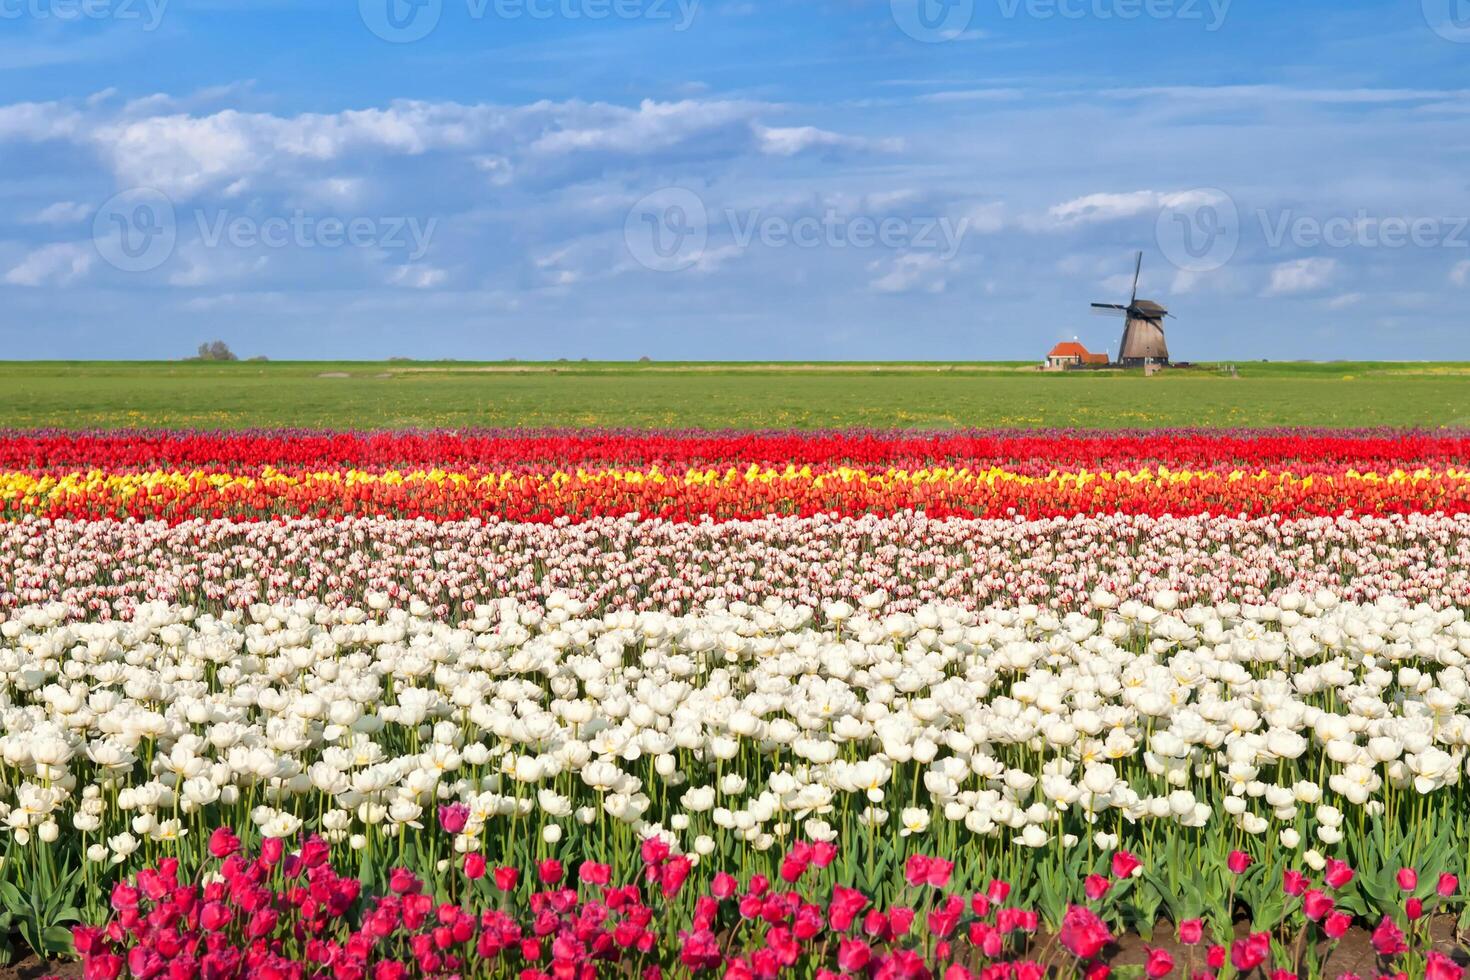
left=1044, top=341, right=1110, bottom=370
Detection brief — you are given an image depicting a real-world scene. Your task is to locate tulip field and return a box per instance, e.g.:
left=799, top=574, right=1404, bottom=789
left=2, top=428, right=1470, bottom=979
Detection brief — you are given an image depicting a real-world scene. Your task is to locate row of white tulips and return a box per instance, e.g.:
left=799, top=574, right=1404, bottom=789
left=1, top=589, right=1466, bottom=893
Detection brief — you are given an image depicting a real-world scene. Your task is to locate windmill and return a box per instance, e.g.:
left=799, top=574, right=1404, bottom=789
left=1091, top=252, right=1172, bottom=367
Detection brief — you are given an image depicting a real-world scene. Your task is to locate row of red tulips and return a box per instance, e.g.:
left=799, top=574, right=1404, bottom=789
left=4, top=430, right=1467, bottom=470
left=69, top=831, right=1466, bottom=980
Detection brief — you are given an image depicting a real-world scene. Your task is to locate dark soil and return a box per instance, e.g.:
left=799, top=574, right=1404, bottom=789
left=0, top=956, right=81, bottom=980
left=1102, top=916, right=1469, bottom=977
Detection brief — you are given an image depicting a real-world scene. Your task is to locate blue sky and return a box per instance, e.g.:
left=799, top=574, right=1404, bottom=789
left=2, top=0, right=1468, bottom=360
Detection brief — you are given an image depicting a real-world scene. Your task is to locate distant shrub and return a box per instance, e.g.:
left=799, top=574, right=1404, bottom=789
left=189, top=341, right=238, bottom=362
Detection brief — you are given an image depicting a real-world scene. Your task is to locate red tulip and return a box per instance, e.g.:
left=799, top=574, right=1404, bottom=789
left=836, top=938, right=872, bottom=972
left=388, top=868, right=420, bottom=895
left=1371, top=916, right=1408, bottom=957
left=1302, top=890, right=1334, bottom=921
left=1230, top=932, right=1270, bottom=972
left=1111, top=850, right=1141, bottom=879
left=1427, top=952, right=1464, bottom=980
left=1324, top=859, right=1355, bottom=890
left=537, top=859, right=563, bottom=886
left=437, top=803, right=469, bottom=835
left=208, top=827, right=241, bottom=859
left=1059, top=905, right=1113, bottom=959
left=1144, top=946, right=1175, bottom=978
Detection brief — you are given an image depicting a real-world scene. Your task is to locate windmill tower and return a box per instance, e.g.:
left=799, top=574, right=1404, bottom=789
left=1091, top=252, right=1172, bottom=367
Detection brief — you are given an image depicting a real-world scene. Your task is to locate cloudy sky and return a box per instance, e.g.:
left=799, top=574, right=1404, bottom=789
left=2, top=0, right=1468, bottom=360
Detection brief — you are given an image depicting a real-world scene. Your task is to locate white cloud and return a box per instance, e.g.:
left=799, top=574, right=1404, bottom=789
left=26, top=201, right=91, bottom=224
left=166, top=245, right=269, bottom=288
left=917, top=89, right=1023, bottom=104
left=868, top=253, right=950, bottom=294
left=0, top=101, right=82, bottom=141
left=755, top=125, right=900, bottom=156
left=3, top=242, right=94, bottom=286
left=1101, top=85, right=1470, bottom=106
left=0, top=96, right=882, bottom=200
left=1326, top=292, right=1364, bottom=310
left=389, top=265, right=448, bottom=289
left=1266, top=257, right=1337, bottom=296
left=1044, top=189, right=1225, bottom=228
left=1451, top=260, right=1470, bottom=287
left=962, top=202, right=1005, bottom=234
left=298, top=178, right=366, bottom=206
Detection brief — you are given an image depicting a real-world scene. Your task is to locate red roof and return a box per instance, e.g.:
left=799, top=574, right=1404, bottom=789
left=1047, top=342, right=1109, bottom=365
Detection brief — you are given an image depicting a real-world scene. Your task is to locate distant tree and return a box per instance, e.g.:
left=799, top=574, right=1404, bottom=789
left=638, top=355, right=652, bottom=363
left=247, top=355, right=269, bottom=362
left=192, top=340, right=238, bottom=362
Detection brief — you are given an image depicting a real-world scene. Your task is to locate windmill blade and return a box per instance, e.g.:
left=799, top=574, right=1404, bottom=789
left=1091, top=303, right=1127, bottom=310
left=1130, top=251, right=1143, bottom=306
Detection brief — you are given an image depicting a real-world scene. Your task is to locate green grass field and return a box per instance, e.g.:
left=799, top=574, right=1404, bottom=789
left=1, top=360, right=1468, bottom=430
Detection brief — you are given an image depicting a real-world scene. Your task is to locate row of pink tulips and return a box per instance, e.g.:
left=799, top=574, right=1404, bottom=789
left=5, top=513, right=1470, bottom=619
